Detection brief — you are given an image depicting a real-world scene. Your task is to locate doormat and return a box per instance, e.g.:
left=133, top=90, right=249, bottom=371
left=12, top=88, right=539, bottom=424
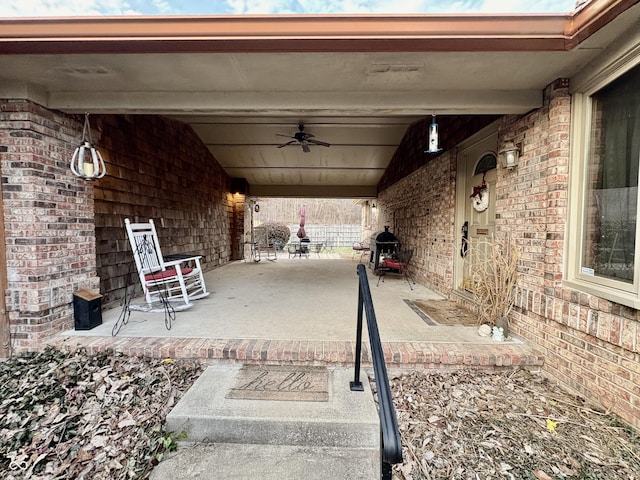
left=226, top=365, right=329, bottom=402
left=411, top=300, right=478, bottom=326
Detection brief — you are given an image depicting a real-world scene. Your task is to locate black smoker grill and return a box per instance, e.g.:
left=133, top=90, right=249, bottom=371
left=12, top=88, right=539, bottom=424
left=369, top=226, right=399, bottom=271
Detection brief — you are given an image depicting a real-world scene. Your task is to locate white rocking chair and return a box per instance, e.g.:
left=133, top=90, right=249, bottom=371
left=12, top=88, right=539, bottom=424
left=124, top=218, right=209, bottom=311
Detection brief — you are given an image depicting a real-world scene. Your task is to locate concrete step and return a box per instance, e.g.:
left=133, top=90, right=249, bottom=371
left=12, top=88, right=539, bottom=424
left=149, top=443, right=379, bottom=480
left=157, top=365, right=380, bottom=479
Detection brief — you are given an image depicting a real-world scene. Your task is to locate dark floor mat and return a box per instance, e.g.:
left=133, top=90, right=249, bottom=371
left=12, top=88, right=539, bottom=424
left=412, top=300, right=478, bottom=326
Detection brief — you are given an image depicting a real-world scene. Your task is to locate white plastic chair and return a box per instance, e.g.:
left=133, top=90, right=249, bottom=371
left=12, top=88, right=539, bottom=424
left=124, top=218, right=209, bottom=311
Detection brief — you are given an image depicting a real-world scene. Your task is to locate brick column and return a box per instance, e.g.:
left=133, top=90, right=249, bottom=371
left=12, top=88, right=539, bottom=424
left=0, top=100, right=100, bottom=352
left=544, top=78, right=571, bottom=291
left=231, top=193, right=246, bottom=260
left=0, top=181, right=9, bottom=357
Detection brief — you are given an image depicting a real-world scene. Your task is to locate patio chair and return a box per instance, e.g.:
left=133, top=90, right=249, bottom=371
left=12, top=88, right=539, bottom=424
left=286, top=242, right=309, bottom=258
left=352, top=242, right=370, bottom=262
left=376, top=249, right=415, bottom=290
left=124, top=218, right=209, bottom=310
left=252, top=225, right=277, bottom=261
left=325, top=238, right=336, bottom=251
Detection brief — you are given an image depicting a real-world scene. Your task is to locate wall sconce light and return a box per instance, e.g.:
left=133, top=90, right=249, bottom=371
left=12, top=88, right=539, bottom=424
left=371, top=202, right=377, bottom=212
left=499, top=141, right=520, bottom=169
left=424, top=114, right=443, bottom=154
left=70, top=113, right=107, bottom=180
left=231, top=177, right=248, bottom=195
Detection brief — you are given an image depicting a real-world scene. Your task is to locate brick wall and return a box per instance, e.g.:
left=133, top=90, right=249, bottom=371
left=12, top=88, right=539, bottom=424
left=377, top=116, right=499, bottom=295
left=377, top=151, right=457, bottom=295
left=0, top=100, right=100, bottom=351
left=377, top=80, right=640, bottom=429
left=500, top=81, right=640, bottom=430
left=92, top=114, right=234, bottom=308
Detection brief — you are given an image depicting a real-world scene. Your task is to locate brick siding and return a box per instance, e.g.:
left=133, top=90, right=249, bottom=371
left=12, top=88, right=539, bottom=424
left=377, top=116, right=500, bottom=295
left=0, top=100, right=100, bottom=350
left=377, top=79, right=640, bottom=430
left=497, top=82, right=640, bottom=428
left=92, top=114, right=235, bottom=308
left=378, top=151, right=457, bottom=295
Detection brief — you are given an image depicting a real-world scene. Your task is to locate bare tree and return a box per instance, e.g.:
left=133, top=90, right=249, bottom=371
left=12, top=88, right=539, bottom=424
left=254, top=198, right=361, bottom=225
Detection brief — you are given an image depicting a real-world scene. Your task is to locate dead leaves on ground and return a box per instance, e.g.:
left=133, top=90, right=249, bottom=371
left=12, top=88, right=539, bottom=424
left=0, top=347, right=203, bottom=479
left=4, top=348, right=640, bottom=479
left=375, top=369, right=640, bottom=480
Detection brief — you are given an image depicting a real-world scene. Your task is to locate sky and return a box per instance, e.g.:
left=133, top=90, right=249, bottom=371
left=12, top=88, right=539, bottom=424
left=0, top=0, right=585, bottom=17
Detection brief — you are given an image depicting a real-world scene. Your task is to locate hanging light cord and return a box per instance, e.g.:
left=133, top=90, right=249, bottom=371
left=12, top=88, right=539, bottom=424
left=81, top=113, right=93, bottom=144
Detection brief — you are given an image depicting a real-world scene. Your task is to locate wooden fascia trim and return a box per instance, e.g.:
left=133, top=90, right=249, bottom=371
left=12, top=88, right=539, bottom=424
left=0, top=1, right=637, bottom=54
left=565, top=0, right=640, bottom=48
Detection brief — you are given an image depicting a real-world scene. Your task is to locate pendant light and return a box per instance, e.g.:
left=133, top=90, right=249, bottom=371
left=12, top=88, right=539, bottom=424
left=424, top=114, right=443, bottom=154
left=70, top=113, right=106, bottom=180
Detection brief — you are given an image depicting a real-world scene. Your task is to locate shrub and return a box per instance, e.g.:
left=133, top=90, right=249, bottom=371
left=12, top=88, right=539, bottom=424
left=470, top=236, right=518, bottom=327
left=254, top=222, right=291, bottom=249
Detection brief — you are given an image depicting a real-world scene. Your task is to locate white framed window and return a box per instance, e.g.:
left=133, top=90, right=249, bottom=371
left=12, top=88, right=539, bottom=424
left=566, top=62, right=640, bottom=308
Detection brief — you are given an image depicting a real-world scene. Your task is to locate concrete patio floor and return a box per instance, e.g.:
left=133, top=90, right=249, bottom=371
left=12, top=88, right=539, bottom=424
left=49, top=254, right=544, bottom=369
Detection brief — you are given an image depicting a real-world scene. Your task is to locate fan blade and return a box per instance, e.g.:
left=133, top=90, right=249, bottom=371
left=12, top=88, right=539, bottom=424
left=277, top=140, right=296, bottom=148
left=301, top=142, right=311, bottom=153
left=275, top=133, right=294, bottom=138
left=307, top=139, right=331, bottom=147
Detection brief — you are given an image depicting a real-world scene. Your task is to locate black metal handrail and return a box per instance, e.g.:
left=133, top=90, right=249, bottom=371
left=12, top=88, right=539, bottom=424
left=351, top=263, right=402, bottom=479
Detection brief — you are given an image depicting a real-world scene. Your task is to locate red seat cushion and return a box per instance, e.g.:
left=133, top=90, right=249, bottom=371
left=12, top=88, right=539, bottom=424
left=380, top=259, right=402, bottom=269
left=145, top=267, right=192, bottom=281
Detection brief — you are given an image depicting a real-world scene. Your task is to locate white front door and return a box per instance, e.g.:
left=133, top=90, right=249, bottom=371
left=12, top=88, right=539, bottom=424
left=454, top=127, right=499, bottom=292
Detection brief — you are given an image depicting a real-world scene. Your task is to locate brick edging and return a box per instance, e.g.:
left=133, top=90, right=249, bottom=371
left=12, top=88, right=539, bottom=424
left=42, top=335, right=544, bottom=369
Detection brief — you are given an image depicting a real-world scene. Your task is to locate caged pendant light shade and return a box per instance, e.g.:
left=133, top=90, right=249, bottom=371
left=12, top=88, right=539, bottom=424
left=70, top=113, right=106, bottom=180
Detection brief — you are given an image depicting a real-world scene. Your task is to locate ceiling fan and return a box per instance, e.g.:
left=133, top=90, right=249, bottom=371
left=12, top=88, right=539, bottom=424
left=276, top=123, right=331, bottom=153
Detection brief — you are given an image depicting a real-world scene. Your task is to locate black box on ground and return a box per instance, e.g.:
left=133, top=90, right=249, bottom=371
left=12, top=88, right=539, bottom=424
left=73, top=289, right=103, bottom=330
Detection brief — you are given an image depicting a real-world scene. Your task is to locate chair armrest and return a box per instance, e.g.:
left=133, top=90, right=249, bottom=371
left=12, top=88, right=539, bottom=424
left=164, top=254, right=203, bottom=262
left=164, top=256, right=202, bottom=269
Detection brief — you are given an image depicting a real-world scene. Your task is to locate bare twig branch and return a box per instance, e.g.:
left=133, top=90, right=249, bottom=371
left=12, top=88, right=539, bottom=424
left=469, top=236, right=518, bottom=326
